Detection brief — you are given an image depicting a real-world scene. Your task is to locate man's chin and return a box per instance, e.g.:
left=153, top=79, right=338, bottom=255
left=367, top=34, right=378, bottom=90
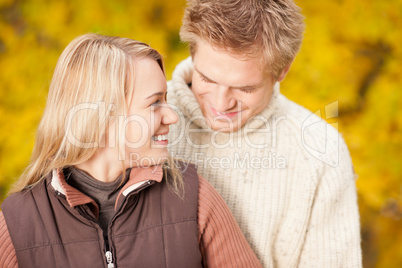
left=207, top=120, right=242, bottom=133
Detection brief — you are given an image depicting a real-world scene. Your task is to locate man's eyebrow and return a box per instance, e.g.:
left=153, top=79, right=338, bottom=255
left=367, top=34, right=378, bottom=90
left=146, top=92, right=166, bottom=99
left=234, top=81, right=265, bottom=90
left=195, top=67, right=217, bottom=83
left=195, top=67, right=264, bottom=89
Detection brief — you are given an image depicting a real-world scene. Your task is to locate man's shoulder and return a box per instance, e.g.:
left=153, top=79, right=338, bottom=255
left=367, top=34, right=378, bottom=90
left=167, top=56, right=193, bottom=99
left=167, top=78, right=191, bottom=108
left=275, top=94, right=317, bottom=126
left=275, top=94, right=340, bottom=141
left=274, top=94, right=351, bottom=166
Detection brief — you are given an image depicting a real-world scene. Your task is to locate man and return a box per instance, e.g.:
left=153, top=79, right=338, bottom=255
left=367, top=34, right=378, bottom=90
left=167, top=0, right=362, bottom=267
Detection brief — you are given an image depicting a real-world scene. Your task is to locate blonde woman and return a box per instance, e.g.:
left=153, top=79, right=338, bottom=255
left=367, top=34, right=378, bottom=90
left=0, top=34, right=261, bottom=268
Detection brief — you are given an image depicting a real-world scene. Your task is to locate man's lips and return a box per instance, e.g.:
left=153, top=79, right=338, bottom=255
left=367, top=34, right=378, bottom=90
left=210, top=105, right=241, bottom=119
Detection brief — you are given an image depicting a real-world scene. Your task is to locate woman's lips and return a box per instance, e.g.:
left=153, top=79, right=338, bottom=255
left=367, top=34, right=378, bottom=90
left=152, top=133, right=168, bottom=145
left=154, top=140, right=168, bottom=145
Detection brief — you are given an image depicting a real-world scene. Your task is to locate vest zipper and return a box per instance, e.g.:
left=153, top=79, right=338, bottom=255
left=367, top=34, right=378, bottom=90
left=70, top=180, right=153, bottom=267
left=105, top=250, right=114, bottom=268
left=104, top=181, right=153, bottom=268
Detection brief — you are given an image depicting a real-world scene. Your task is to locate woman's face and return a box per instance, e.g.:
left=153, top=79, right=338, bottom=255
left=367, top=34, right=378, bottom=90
left=122, top=58, right=178, bottom=166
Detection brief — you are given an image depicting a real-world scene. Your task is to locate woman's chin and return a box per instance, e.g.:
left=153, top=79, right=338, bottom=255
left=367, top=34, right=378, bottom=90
left=126, top=152, right=170, bottom=168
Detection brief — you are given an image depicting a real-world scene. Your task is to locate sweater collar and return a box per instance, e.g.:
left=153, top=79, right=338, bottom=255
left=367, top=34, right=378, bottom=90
left=51, top=165, right=164, bottom=209
left=169, top=56, right=281, bottom=134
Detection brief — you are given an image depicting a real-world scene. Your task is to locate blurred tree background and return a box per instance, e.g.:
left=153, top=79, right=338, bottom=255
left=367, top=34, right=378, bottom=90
left=0, top=0, right=401, bottom=267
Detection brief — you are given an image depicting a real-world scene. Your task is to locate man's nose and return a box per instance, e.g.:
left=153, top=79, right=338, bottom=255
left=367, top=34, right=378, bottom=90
left=212, top=86, right=236, bottom=112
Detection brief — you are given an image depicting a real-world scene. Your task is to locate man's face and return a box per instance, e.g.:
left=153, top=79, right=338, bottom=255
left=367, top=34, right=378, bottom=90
left=191, top=40, right=277, bottom=133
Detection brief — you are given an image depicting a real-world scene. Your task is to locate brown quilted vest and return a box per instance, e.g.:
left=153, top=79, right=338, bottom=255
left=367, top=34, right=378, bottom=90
left=2, top=164, right=202, bottom=268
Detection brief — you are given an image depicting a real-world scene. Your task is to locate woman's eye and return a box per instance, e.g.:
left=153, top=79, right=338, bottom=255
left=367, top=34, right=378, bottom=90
left=151, top=99, right=161, bottom=106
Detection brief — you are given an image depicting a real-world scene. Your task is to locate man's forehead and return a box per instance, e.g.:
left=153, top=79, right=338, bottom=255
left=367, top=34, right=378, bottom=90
left=193, top=54, right=268, bottom=88
left=196, top=39, right=266, bottom=67
left=194, top=65, right=267, bottom=89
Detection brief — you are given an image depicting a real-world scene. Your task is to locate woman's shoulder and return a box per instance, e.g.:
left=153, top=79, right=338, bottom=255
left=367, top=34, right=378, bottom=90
left=178, top=161, right=198, bottom=180
left=1, top=182, right=45, bottom=211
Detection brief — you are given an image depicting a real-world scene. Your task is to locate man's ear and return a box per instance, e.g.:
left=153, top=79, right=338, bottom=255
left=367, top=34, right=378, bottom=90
left=277, top=64, right=292, bottom=82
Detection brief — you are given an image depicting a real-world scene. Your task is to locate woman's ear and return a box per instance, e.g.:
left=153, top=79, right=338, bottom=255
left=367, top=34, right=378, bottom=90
left=277, top=64, right=292, bottom=82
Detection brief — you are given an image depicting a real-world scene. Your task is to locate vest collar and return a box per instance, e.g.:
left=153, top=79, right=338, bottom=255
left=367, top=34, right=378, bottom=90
left=50, top=165, right=164, bottom=209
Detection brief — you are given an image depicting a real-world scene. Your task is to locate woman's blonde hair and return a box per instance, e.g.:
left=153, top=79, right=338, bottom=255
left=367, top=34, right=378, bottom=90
left=180, top=0, right=305, bottom=79
left=11, top=33, right=183, bottom=195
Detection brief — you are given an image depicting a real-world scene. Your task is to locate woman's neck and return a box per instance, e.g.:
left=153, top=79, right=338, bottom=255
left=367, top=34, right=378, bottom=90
left=75, top=147, right=124, bottom=183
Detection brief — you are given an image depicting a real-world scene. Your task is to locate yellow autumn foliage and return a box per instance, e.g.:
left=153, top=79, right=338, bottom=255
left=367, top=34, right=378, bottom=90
left=0, top=0, right=400, bottom=267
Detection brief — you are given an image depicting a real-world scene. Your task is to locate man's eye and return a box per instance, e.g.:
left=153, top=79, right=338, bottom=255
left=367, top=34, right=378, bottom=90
left=200, top=75, right=211, bottom=83
left=240, top=88, right=254, bottom=94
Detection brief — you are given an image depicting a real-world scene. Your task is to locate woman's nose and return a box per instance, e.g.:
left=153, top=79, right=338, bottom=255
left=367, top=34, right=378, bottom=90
left=162, top=104, right=179, bottom=125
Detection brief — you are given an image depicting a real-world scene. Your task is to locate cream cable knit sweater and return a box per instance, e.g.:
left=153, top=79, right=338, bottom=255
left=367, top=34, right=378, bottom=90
left=167, top=57, right=362, bottom=268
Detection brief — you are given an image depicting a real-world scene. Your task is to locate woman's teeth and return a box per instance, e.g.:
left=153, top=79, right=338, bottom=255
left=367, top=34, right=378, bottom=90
left=152, top=135, right=167, bottom=141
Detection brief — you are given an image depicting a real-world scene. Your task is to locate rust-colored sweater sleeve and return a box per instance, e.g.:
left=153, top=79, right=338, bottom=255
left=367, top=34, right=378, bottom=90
left=0, top=211, right=18, bottom=268
left=197, top=175, right=262, bottom=267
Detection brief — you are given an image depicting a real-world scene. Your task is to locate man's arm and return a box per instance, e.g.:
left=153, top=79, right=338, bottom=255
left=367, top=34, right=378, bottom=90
left=298, top=139, right=362, bottom=268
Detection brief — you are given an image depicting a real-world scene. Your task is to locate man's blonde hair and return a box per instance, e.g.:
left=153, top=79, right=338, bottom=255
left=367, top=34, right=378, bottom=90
left=11, top=34, right=183, bottom=195
left=180, top=0, right=305, bottom=79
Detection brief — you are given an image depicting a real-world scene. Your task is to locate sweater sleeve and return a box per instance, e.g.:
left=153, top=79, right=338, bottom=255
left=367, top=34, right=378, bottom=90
left=197, top=175, right=262, bottom=268
left=298, top=140, right=362, bottom=268
left=0, top=211, right=18, bottom=268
